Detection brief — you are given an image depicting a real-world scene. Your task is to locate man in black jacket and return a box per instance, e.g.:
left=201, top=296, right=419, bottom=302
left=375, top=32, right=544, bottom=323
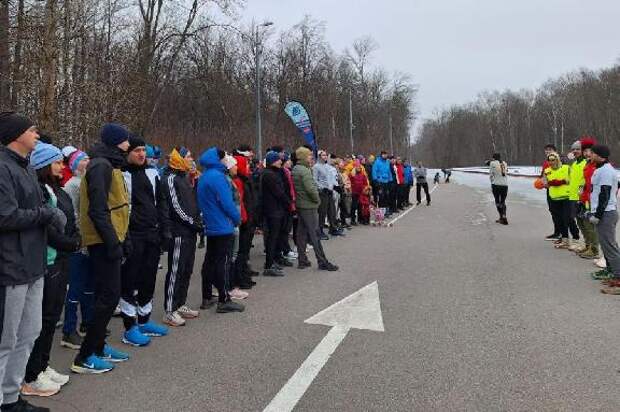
left=0, top=112, right=65, bottom=412
left=261, top=151, right=291, bottom=277
left=159, top=147, right=202, bottom=327
left=119, top=137, right=169, bottom=346
left=72, top=123, right=132, bottom=374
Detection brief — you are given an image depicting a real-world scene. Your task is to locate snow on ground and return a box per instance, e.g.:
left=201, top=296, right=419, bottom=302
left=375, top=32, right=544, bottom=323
left=450, top=170, right=546, bottom=206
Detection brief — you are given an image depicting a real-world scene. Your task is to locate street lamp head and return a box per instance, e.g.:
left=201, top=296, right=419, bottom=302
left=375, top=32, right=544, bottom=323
left=261, top=21, right=274, bottom=27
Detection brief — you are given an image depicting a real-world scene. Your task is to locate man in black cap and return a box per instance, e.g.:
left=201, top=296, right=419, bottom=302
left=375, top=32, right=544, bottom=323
left=0, top=112, right=66, bottom=412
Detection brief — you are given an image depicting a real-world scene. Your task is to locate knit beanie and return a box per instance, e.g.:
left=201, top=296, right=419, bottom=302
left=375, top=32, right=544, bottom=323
left=177, top=146, right=189, bottom=158
left=100, top=123, right=129, bottom=146
left=0, top=112, right=34, bottom=145
left=591, top=144, right=610, bottom=159
left=128, top=135, right=146, bottom=152
left=30, top=142, right=63, bottom=170
left=68, top=150, right=88, bottom=174
left=61, top=145, right=78, bottom=159
left=579, top=136, right=597, bottom=150
left=570, top=140, right=581, bottom=150
left=265, top=151, right=281, bottom=166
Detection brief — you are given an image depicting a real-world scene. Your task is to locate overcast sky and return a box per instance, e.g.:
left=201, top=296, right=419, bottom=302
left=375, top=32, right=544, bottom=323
left=242, top=0, right=620, bottom=132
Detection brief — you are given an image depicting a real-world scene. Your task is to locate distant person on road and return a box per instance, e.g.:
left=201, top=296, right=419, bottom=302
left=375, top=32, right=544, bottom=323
left=414, top=162, right=431, bottom=206
left=434, top=172, right=440, bottom=185
left=587, top=145, right=620, bottom=294
left=489, top=153, right=508, bottom=225
left=403, top=159, right=414, bottom=207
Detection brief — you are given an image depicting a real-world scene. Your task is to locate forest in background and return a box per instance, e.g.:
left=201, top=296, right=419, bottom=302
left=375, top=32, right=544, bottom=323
left=0, top=0, right=417, bottom=156
left=413, top=63, right=620, bottom=167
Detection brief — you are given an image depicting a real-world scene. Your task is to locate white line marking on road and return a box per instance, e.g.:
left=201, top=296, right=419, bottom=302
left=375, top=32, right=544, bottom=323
left=263, top=282, right=384, bottom=412
left=386, top=184, right=439, bottom=227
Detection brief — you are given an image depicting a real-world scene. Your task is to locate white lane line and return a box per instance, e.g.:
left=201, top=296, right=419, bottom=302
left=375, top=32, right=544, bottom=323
left=387, top=184, right=439, bottom=227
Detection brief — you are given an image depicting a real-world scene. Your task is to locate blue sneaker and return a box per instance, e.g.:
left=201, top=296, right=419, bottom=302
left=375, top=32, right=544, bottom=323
left=71, top=354, right=114, bottom=374
left=139, top=321, right=168, bottom=337
left=122, top=325, right=151, bottom=347
left=101, top=344, right=130, bottom=363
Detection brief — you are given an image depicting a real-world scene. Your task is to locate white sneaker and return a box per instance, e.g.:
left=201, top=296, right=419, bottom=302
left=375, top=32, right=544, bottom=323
left=177, top=305, right=199, bottom=319
left=21, top=373, right=61, bottom=397
left=284, top=251, right=298, bottom=260
left=229, top=288, right=249, bottom=300
left=595, top=257, right=607, bottom=268
left=113, top=304, right=121, bottom=316
left=42, top=366, right=69, bottom=386
left=163, top=311, right=186, bottom=327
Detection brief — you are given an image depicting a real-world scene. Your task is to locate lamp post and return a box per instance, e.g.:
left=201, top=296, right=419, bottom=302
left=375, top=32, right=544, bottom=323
left=255, top=21, right=273, bottom=161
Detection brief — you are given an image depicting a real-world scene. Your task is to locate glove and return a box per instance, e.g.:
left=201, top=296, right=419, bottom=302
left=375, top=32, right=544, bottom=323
left=193, top=221, right=204, bottom=234
left=589, top=215, right=600, bottom=225
left=43, top=206, right=67, bottom=234
left=122, top=237, right=133, bottom=258
left=106, top=242, right=124, bottom=260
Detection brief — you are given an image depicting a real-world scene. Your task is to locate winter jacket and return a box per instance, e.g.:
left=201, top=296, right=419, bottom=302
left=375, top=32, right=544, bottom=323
left=395, top=164, right=405, bottom=184
left=414, top=167, right=428, bottom=184
left=404, top=165, right=413, bottom=185
left=232, top=176, right=247, bottom=224
left=364, top=162, right=374, bottom=183
left=44, top=183, right=80, bottom=264
left=581, top=162, right=597, bottom=206
left=63, top=176, right=81, bottom=225
left=80, top=143, right=129, bottom=248
left=283, top=167, right=297, bottom=212
left=350, top=172, right=369, bottom=196
left=489, top=161, right=507, bottom=186
left=312, top=162, right=333, bottom=190
left=293, top=150, right=320, bottom=210
left=568, top=158, right=586, bottom=201
left=123, top=164, right=161, bottom=239
left=0, top=146, right=49, bottom=286
left=197, top=148, right=241, bottom=236
left=372, top=157, right=392, bottom=183
left=545, top=165, right=570, bottom=200
left=160, top=168, right=201, bottom=238
left=261, top=166, right=291, bottom=217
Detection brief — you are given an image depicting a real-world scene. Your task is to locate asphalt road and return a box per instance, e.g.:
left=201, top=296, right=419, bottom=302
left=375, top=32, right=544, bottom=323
left=32, top=182, right=620, bottom=411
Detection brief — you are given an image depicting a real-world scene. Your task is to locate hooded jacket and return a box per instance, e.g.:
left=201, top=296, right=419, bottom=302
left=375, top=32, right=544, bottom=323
left=234, top=155, right=256, bottom=225
left=372, top=157, right=392, bottom=184
left=350, top=170, right=369, bottom=196
left=197, top=148, right=241, bottom=236
left=159, top=149, right=201, bottom=238
left=404, top=165, right=413, bottom=185
left=292, top=148, right=320, bottom=210
left=0, top=147, right=51, bottom=286
left=80, top=143, right=129, bottom=248
left=44, top=182, right=80, bottom=264
left=261, top=166, right=291, bottom=217
left=123, top=163, right=161, bottom=239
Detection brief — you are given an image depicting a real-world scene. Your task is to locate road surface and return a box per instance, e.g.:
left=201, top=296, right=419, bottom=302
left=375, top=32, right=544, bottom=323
left=32, top=181, right=620, bottom=411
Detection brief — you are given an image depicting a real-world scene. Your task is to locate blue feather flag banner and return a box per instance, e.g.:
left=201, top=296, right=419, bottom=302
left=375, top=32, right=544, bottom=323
left=284, top=101, right=317, bottom=151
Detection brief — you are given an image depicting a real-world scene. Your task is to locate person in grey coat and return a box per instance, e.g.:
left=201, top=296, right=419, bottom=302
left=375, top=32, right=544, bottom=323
left=414, top=162, right=431, bottom=206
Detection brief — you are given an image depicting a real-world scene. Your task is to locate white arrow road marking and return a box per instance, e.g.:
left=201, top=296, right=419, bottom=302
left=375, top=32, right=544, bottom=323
left=387, top=184, right=439, bottom=227
left=263, top=282, right=384, bottom=412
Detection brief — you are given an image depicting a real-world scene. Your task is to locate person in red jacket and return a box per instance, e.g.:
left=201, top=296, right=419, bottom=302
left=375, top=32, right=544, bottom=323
left=395, top=157, right=406, bottom=209
left=577, top=136, right=599, bottom=259
left=350, top=161, right=369, bottom=225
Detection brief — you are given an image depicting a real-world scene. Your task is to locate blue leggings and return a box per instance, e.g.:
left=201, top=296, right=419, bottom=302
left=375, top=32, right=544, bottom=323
left=62, top=252, right=95, bottom=335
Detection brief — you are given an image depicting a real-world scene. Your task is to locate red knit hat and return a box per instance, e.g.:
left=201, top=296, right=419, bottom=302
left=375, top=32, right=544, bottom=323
left=579, top=136, right=597, bottom=150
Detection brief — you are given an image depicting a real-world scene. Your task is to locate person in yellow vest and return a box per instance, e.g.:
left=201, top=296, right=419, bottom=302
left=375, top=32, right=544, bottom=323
left=72, top=123, right=131, bottom=374
left=567, top=140, right=586, bottom=252
left=544, top=153, right=571, bottom=249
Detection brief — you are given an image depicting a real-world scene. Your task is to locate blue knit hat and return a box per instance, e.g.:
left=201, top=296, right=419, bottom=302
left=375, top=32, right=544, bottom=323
left=145, top=144, right=155, bottom=159
left=30, top=142, right=63, bottom=170
left=265, top=151, right=281, bottom=166
left=100, top=123, right=129, bottom=146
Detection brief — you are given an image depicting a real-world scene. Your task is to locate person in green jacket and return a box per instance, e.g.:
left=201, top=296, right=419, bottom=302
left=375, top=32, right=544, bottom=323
left=292, top=146, right=338, bottom=271
left=544, top=153, right=571, bottom=249
left=567, top=140, right=586, bottom=250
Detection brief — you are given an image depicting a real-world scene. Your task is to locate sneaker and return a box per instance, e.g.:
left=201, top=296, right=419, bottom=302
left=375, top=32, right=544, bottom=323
left=60, top=332, right=82, bottom=350
left=545, top=233, right=561, bottom=241
left=216, top=301, right=245, bottom=313
left=41, top=367, right=69, bottom=387
left=2, top=397, right=50, bottom=412
left=276, top=259, right=293, bottom=267
left=319, top=233, right=329, bottom=241
left=122, top=325, right=151, bottom=347
left=197, top=239, right=205, bottom=249
left=71, top=354, right=114, bottom=374
left=318, top=262, right=339, bottom=271
left=329, top=229, right=345, bottom=237
left=101, top=345, right=129, bottom=363
left=229, top=288, right=249, bottom=300
left=113, top=304, right=121, bottom=317
left=263, top=266, right=285, bottom=277
left=139, top=321, right=169, bottom=337
left=163, top=311, right=186, bottom=327
left=200, top=298, right=216, bottom=309
left=595, top=257, right=607, bottom=268
left=284, top=250, right=298, bottom=260
left=298, top=261, right=311, bottom=269
left=591, top=269, right=612, bottom=280
left=601, top=285, right=620, bottom=295
left=21, top=374, right=60, bottom=397
left=579, top=248, right=598, bottom=259
left=177, top=305, right=199, bottom=319
left=569, top=241, right=585, bottom=252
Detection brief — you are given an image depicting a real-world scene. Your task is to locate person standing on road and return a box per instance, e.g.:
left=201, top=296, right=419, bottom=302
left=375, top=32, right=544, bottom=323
left=576, top=137, right=600, bottom=260
left=119, top=137, right=169, bottom=346
left=159, top=147, right=202, bottom=326
left=0, top=113, right=67, bottom=412
left=403, top=159, right=414, bottom=207
left=544, top=153, right=572, bottom=249
left=586, top=145, right=620, bottom=293
left=542, top=144, right=561, bottom=240
left=372, top=151, right=393, bottom=216
left=197, top=147, right=244, bottom=313
left=567, top=140, right=587, bottom=252
left=489, top=154, right=508, bottom=225
left=313, top=150, right=341, bottom=239
left=395, top=157, right=406, bottom=209
left=72, top=123, right=131, bottom=374
left=292, top=147, right=339, bottom=271
left=414, top=162, right=431, bottom=206
left=350, top=161, right=369, bottom=225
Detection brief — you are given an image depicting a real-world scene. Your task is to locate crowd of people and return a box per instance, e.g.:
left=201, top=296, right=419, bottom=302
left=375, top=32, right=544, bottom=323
left=488, top=137, right=620, bottom=295
left=0, top=112, right=432, bottom=412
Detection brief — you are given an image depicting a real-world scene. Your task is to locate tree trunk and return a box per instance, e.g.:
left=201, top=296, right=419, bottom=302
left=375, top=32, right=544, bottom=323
left=0, top=0, right=10, bottom=107
left=39, top=0, right=59, bottom=132
left=11, top=0, right=24, bottom=108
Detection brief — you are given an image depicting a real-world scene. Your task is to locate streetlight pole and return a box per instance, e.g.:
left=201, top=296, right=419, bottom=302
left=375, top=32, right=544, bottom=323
left=349, top=88, right=354, bottom=155
left=255, top=21, right=273, bottom=161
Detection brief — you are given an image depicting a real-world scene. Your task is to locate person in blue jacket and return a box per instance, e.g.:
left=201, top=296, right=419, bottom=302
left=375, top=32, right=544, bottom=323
left=196, top=147, right=244, bottom=314
left=371, top=151, right=393, bottom=213
left=403, top=159, right=414, bottom=207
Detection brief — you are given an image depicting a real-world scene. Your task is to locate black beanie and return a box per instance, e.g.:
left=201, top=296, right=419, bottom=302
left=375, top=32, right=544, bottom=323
left=128, top=135, right=146, bottom=152
left=0, top=112, right=34, bottom=145
left=592, top=144, right=610, bottom=160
